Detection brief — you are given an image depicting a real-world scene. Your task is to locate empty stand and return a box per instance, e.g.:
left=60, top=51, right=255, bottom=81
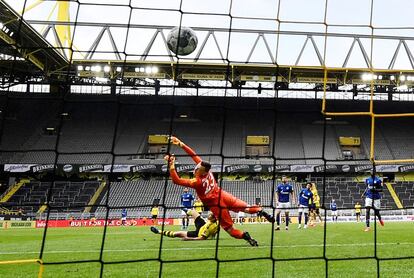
left=315, top=178, right=396, bottom=209
left=394, top=182, right=414, bottom=208
left=1, top=96, right=413, bottom=164
left=95, top=180, right=276, bottom=219
left=5, top=181, right=99, bottom=214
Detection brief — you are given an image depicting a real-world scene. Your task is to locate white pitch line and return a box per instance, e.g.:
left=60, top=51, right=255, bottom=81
left=0, top=242, right=412, bottom=255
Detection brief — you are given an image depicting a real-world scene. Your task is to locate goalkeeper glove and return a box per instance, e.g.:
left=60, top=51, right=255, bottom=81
left=169, top=136, right=184, bottom=147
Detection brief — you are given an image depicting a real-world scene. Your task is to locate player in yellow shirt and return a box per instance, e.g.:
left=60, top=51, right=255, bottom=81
left=309, top=183, right=323, bottom=226
left=193, top=198, right=204, bottom=214
left=354, top=202, right=362, bottom=222
left=150, top=209, right=218, bottom=240
left=151, top=206, right=159, bottom=224
left=90, top=216, right=97, bottom=226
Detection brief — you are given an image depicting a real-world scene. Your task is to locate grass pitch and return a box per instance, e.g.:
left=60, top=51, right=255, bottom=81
left=0, top=222, right=413, bottom=278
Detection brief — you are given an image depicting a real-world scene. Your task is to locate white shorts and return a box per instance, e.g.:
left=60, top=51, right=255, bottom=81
left=331, top=211, right=338, bottom=216
left=181, top=209, right=190, bottom=216
left=298, top=204, right=309, bottom=213
left=365, top=198, right=381, bottom=209
left=121, top=217, right=126, bottom=221
left=277, top=202, right=291, bottom=210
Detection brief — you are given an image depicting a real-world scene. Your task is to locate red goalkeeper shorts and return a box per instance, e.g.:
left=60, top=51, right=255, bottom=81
left=207, top=190, right=249, bottom=230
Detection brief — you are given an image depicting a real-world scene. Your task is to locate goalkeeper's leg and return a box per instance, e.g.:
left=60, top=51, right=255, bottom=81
left=211, top=206, right=258, bottom=246
left=219, top=190, right=274, bottom=222
left=233, top=199, right=274, bottom=223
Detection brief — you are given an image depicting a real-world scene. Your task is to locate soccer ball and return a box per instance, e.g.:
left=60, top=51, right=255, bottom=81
left=167, top=27, right=198, bottom=56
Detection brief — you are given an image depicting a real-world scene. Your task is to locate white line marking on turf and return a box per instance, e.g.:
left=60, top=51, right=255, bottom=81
left=0, top=242, right=413, bottom=255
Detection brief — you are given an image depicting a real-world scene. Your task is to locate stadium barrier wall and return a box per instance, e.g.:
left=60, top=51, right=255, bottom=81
left=35, top=218, right=174, bottom=228
left=0, top=220, right=36, bottom=229
left=5, top=163, right=414, bottom=174
left=325, top=215, right=414, bottom=222
left=3, top=214, right=412, bottom=229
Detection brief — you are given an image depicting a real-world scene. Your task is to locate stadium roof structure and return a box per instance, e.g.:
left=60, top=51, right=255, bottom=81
left=0, top=0, right=68, bottom=83
left=2, top=0, right=414, bottom=96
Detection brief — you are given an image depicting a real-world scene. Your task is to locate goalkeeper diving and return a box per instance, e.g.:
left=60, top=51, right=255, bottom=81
left=164, top=136, right=275, bottom=246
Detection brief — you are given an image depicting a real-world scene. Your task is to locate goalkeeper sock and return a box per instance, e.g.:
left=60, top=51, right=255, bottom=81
left=229, top=228, right=244, bottom=239
left=257, top=210, right=275, bottom=223
left=242, top=232, right=258, bottom=246
left=246, top=205, right=261, bottom=214
left=161, top=231, right=176, bottom=238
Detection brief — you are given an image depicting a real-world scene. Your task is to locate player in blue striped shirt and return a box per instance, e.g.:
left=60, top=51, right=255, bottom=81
left=363, top=171, right=384, bottom=232
left=298, top=183, right=313, bottom=229
left=330, top=200, right=338, bottom=222
left=181, top=188, right=194, bottom=229
left=121, top=208, right=127, bottom=226
left=275, top=176, right=295, bottom=231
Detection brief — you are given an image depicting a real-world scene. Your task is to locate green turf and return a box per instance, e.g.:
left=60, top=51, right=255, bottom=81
left=0, top=222, right=413, bottom=277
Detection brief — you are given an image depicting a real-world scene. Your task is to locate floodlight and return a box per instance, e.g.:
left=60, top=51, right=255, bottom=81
left=95, top=77, right=109, bottom=83
left=397, top=85, right=408, bottom=91
left=362, top=73, right=372, bottom=81
left=92, top=65, right=102, bottom=72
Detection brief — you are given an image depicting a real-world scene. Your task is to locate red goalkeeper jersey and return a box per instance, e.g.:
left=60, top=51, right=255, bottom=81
left=170, top=169, right=220, bottom=205
left=169, top=144, right=220, bottom=206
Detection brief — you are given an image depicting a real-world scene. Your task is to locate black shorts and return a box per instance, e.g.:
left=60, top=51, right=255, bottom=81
left=152, top=215, right=157, bottom=219
left=309, top=204, right=316, bottom=211
left=356, top=212, right=361, bottom=216
left=186, top=216, right=206, bottom=238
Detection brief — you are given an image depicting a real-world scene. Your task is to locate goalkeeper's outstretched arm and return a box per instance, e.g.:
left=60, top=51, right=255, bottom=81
left=165, top=154, right=199, bottom=188
left=169, top=136, right=202, bottom=164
